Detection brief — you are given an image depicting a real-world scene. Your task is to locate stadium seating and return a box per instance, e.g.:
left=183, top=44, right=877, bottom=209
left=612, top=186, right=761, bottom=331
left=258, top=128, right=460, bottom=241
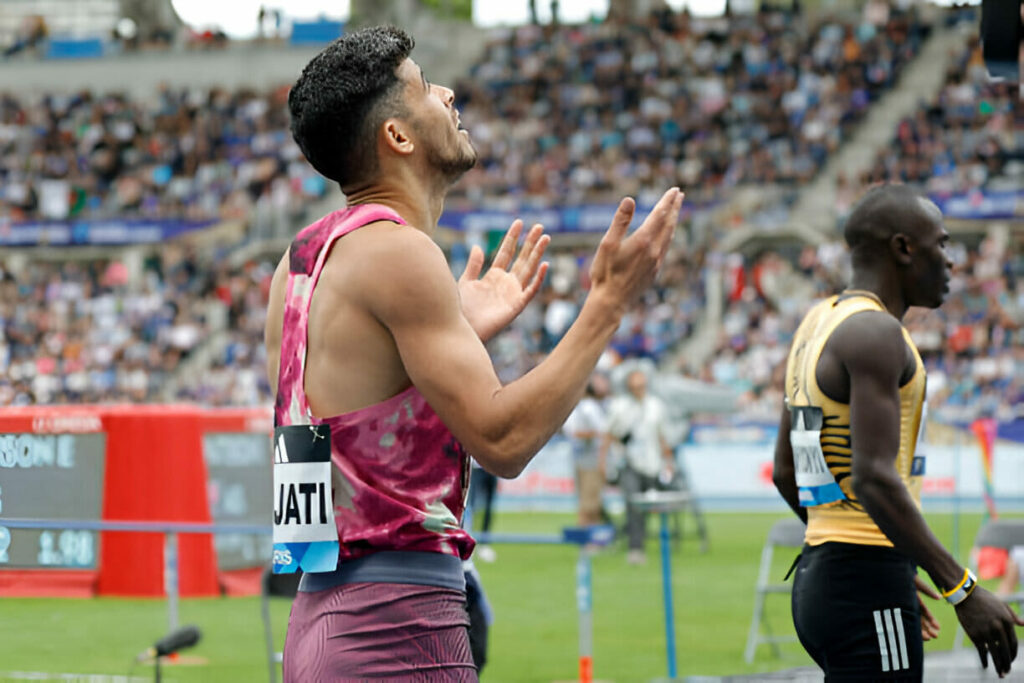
left=1, top=7, right=1019, bottom=428
left=3, top=4, right=1021, bottom=681
left=0, top=87, right=327, bottom=225
left=449, top=6, right=928, bottom=210
left=858, top=36, right=1021, bottom=198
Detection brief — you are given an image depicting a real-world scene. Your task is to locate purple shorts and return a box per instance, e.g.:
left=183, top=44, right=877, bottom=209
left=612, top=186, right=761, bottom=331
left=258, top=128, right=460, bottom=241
left=282, top=582, right=478, bottom=682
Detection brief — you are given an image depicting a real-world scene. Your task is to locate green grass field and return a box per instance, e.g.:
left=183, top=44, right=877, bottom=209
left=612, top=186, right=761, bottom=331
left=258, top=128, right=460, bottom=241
left=0, top=511, right=1013, bottom=682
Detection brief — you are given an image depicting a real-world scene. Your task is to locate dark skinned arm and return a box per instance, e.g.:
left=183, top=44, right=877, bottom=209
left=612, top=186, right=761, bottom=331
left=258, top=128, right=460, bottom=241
left=772, top=402, right=807, bottom=523
left=838, top=311, right=1023, bottom=677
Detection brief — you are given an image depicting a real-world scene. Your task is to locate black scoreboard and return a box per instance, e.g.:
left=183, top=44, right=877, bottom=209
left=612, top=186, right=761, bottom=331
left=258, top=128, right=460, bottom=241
left=0, top=432, right=106, bottom=569
left=0, top=409, right=274, bottom=576
left=201, top=432, right=273, bottom=570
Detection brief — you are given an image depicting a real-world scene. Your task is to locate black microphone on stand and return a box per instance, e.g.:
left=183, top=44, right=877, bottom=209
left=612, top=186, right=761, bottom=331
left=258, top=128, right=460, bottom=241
left=135, top=625, right=202, bottom=663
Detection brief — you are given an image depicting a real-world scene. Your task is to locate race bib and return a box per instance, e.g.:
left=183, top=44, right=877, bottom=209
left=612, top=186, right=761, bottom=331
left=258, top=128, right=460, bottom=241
left=790, top=406, right=846, bottom=507
left=272, top=424, right=338, bottom=574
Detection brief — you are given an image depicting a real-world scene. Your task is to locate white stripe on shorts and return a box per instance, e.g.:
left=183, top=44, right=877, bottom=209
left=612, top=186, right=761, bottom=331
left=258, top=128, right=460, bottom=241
left=873, top=608, right=910, bottom=672
left=893, top=607, right=910, bottom=671
left=883, top=608, right=901, bottom=671
left=873, top=610, right=890, bottom=672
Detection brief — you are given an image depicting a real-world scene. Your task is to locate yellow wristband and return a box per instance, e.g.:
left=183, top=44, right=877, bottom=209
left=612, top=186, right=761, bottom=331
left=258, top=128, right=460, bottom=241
left=941, top=568, right=970, bottom=599
left=943, top=569, right=978, bottom=606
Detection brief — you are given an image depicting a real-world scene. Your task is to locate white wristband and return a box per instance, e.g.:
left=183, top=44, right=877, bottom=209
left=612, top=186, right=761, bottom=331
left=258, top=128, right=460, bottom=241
left=944, top=569, right=977, bottom=606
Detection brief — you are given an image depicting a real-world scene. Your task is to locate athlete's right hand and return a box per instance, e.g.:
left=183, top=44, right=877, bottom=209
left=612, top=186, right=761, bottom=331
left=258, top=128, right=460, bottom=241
left=955, top=585, right=1024, bottom=677
left=915, top=575, right=941, bottom=641
left=589, top=188, right=683, bottom=312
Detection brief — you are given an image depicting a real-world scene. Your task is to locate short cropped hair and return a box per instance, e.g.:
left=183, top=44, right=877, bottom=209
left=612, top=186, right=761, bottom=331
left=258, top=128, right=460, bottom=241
left=843, top=184, right=928, bottom=253
left=288, top=25, right=414, bottom=189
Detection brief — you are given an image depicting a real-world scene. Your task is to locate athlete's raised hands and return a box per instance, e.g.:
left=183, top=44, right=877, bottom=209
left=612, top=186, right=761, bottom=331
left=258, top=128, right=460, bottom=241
left=458, top=219, right=550, bottom=342
left=589, top=188, right=683, bottom=313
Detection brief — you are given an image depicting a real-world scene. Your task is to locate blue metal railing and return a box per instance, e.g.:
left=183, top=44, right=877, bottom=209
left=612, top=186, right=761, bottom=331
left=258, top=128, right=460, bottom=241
left=0, top=518, right=271, bottom=633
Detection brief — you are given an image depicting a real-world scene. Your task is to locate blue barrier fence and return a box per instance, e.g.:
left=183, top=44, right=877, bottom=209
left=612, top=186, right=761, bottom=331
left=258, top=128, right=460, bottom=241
left=0, top=518, right=565, bottom=632
left=1, top=518, right=270, bottom=633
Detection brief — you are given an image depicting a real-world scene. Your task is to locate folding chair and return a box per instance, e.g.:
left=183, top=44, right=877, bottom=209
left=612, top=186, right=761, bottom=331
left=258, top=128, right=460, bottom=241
left=743, top=517, right=806, bottom=664
left=261, top=565, right=302, bottom=683
left=953, top=519, right=1024, bottom=650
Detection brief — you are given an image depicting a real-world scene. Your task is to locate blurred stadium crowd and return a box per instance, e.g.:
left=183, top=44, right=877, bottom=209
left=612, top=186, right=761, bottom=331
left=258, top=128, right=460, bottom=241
left=0, top=86, right=326, bottom=224
left=707, top=230, right=1022, bottom=424
left=839, top=35, right=1021, bottom=218
left=0, top=4, right=1020, bottom=427
left=450, top=3, right=927, bottom=208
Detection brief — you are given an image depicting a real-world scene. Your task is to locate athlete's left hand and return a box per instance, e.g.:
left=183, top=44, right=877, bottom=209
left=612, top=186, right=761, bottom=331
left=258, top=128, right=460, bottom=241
left=915, top=574, right=941, bottom=641
left=458, top=220, right=549, bottom=342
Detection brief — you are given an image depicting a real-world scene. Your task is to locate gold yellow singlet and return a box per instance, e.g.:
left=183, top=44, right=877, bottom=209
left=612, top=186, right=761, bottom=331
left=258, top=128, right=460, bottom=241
left=784, top=292, right=927, bottom=547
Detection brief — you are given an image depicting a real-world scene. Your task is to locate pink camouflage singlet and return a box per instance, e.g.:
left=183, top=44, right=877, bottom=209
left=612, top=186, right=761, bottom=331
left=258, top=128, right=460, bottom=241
left=275, top=203, right=475, bottom=564
left=277, top=204, right=479, bottom=681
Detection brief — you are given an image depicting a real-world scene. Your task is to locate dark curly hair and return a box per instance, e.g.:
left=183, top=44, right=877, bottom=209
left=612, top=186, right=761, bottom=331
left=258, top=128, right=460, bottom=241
left=288, top=25, right=414, bottom=189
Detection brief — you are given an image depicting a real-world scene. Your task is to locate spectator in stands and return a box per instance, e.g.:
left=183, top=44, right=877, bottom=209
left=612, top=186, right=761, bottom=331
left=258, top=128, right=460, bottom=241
left=450, top=5, right=926, bottom=212
left=4, top=7, right=1019, bottom=431
left=0, top=86, right=327, bottom=232
left=856, top=37, right=1021, bottom=201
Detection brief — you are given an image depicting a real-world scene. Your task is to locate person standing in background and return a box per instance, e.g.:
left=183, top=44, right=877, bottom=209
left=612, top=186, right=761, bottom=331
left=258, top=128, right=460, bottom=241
left=563, top=372, right=611, bottom=526
left=605, top=369, right=675, bottom=564
left=469, top=460, right=499, bottom=562
left=998, top=547, right=1024, bottom=602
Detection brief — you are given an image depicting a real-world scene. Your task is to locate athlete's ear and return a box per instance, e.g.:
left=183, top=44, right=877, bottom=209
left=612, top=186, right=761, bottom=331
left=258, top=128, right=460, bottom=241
left=381, top=119, right=415, bottom=157
left=890, top=232, right=913, bottom=265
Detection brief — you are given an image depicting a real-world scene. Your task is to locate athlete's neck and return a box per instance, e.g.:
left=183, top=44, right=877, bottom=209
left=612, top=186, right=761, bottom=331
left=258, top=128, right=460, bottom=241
left=847, top=271, right=907, bottom=319
left=343, top=174, right=447, bottom=236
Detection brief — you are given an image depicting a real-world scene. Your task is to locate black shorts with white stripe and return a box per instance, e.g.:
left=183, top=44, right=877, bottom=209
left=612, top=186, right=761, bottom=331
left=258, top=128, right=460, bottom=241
left=792, top=541, right=922, bottom=682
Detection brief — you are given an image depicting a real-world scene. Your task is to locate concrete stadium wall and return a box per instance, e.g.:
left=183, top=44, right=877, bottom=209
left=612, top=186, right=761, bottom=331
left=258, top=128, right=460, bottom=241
left=3, top=46, right=319, bottom=97
left=2, top=24, right=488, bottom=97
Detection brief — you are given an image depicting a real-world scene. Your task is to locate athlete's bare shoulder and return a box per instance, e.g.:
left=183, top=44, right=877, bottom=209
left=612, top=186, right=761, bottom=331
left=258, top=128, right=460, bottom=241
left=828, top=310, right=907, bottom=380
left=320, top=220, right=444, bottom=277
left=316, top=220, right=456, bottom=320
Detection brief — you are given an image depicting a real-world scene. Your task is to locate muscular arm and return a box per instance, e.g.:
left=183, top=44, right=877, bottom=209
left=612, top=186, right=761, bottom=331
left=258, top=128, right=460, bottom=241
left=368, top=230, right=619, bottom=477
left=365, top=191, right=682, bottom=478
left=839, top=312, right=1023, bottom=675
left=837, top=312, right=961, bottom=589
left=772, top=402, right=807, bottom=523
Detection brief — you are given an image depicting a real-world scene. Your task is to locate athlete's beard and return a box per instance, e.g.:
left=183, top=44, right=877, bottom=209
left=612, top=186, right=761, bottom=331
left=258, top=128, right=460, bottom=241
left=427, top=137, right=477, bottom=186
